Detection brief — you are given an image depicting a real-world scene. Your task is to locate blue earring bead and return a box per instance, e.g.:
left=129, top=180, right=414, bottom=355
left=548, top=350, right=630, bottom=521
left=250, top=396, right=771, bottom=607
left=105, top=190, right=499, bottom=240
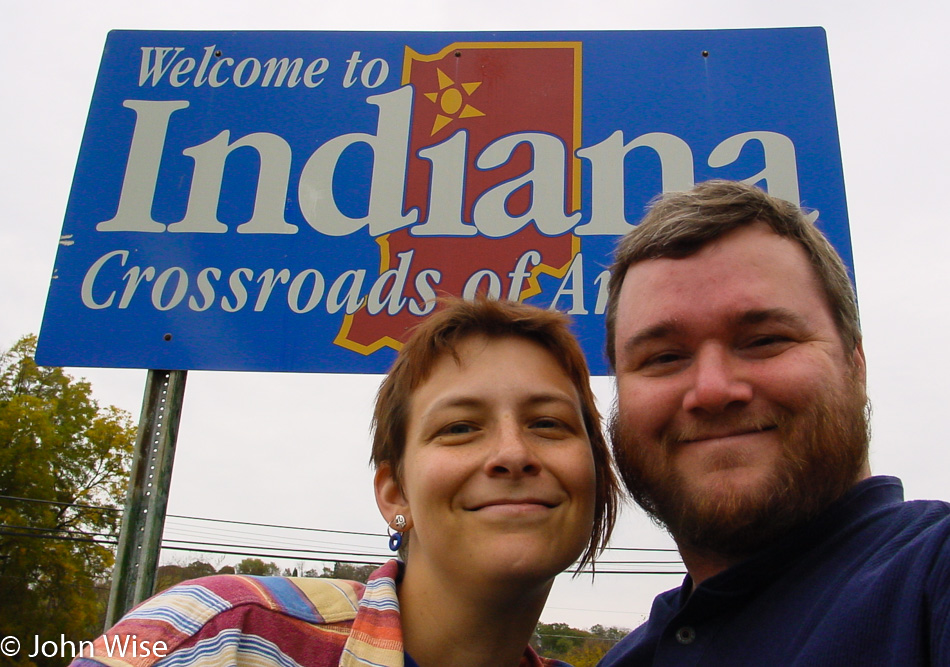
left=387, top=514, right=407, bottom=551
left=389, top=531, right=403, bottom=551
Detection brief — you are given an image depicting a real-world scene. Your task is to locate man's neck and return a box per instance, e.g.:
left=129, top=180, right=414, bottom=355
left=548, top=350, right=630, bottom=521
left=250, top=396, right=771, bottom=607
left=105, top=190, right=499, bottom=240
left=678, top=467, right=875, bottom=591
left=678, top=547, right=739, bottom=591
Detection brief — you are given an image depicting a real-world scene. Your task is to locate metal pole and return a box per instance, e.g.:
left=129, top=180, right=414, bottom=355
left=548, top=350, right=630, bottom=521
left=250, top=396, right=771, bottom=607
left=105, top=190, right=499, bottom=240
left=105, top=369, right=187, bottom=629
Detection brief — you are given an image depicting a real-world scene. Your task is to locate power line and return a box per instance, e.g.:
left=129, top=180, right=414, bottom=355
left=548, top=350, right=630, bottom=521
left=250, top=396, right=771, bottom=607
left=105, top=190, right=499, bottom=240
left=0, top=529, right=116, bottom=546
left=0, top=523, right=117, bottom=539
left=162, top=522, right=377, bottom=552
left=161, top=538, right=388, bottom=560
left=0, top=525, right=387, bottom=559
left=166, top=513, right=381, bottom=538
left=2, top=494, right=681, bottom=558
left=1, top=530, right=684, bottom=575
left=0, top=493, right=120, bottom=513
left=1, top=495, right=380, bottom=538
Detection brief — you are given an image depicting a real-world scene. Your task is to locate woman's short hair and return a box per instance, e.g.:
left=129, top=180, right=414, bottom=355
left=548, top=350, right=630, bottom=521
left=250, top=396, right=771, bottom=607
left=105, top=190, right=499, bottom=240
left=371, top=297, right=618, bottom=570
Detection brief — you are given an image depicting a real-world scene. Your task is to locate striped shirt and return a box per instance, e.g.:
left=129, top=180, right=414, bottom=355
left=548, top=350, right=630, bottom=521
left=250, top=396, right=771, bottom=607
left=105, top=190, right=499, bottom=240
left=71, top=560, right=567, bottom=667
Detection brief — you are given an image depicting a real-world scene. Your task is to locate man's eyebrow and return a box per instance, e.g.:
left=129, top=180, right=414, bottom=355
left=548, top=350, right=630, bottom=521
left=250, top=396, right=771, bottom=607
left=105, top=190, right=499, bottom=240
left=620, top=321, right=682, bottom=358
left=735, top=307, right=810, bottom=330
left=619, top=308, right=811, bottom=357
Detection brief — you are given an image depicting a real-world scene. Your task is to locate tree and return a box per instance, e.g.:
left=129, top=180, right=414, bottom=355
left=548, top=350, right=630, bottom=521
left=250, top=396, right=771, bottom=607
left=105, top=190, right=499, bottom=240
left=588, top=624, right=629, bottom=642
left=318, top=561, right=376, bottom=583
left=154, top=559, right=216, bottom=593
left=235, top=557, right=281, bottom=576
left=561, top=637, right=616, bottom=667
left=153, top=557, right=240, bottom=592
left=0, top=335, right=135, bottom=667
left=533, top=622, right=630, bottom=666
left=534, top=622, right=589, bottom=657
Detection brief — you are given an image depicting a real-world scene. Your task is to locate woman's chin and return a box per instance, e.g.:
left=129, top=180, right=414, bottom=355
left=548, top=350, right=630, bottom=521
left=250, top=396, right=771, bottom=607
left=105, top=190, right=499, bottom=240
left=466, top=539, right=583, bottom=587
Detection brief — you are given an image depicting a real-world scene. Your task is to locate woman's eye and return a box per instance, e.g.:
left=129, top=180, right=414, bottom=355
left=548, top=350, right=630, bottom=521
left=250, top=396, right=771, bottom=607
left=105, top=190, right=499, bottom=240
left=530, top=417, right=580, bottom=437
left=441, top=422, right=477, bottom=436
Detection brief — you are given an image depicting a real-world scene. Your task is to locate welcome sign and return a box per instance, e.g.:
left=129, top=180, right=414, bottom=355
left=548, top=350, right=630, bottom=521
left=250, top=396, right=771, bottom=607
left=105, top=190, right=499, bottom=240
left=37, top=29, right=850, bottom=375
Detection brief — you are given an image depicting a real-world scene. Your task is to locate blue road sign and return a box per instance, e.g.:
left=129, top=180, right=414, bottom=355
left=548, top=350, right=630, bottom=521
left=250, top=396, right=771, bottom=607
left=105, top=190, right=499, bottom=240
left=37, top=28, right=850, bottom=375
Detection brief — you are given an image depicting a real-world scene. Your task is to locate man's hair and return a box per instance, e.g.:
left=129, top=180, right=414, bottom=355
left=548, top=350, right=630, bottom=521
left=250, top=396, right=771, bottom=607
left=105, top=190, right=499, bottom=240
left=371, top=297, right=618, bottom=570
left=605, top=180, right=861, bottom=369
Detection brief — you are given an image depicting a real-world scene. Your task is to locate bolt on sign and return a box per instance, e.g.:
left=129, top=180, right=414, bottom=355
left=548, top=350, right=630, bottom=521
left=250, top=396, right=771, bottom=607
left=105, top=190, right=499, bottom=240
left=37, top=29, right=851, bottom=375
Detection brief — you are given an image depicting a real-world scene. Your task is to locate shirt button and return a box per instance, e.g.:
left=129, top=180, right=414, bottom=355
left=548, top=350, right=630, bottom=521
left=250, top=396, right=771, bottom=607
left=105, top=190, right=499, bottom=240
left=675, top=626, right=696, bottom=645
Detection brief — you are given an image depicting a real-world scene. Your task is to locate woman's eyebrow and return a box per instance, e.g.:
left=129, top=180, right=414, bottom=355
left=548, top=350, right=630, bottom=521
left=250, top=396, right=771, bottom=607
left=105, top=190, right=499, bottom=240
left=422, top=396, right=484, bottom=415
left=422, top=392, right=577, bottom=417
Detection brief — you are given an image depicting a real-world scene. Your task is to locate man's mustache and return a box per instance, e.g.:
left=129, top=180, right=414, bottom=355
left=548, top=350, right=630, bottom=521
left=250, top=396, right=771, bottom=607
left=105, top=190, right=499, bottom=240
left=662, top=412, right=783, bottom=447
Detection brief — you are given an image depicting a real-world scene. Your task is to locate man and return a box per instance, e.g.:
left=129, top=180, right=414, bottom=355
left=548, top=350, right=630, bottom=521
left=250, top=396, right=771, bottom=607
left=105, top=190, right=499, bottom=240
left=599, top=180, right=949, bottom=666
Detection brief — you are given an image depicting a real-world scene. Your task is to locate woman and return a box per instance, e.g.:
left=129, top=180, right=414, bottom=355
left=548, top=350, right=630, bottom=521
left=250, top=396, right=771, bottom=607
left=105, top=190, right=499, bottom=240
left=73, top=298, right=617, bottom=667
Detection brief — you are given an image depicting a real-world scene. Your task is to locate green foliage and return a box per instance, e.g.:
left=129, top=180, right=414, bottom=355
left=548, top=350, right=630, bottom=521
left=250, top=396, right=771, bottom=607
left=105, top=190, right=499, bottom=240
left=0, top=335, right=135, bottom=667
left=317, top=561, right=376, bottom=583
left=154, top=559, right=218, bottom=593
left=534, top=621, right=630, bottom=666
left=534, top=622, right=589, bottom=657
left=234, top=557, right=281, bottom=576
left=588, top=624, right=629, bottom=642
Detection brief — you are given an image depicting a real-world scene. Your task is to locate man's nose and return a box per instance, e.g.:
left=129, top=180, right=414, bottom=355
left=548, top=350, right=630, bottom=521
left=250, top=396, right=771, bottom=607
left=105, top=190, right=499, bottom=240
left=682, top=345, right=753, bottom=414
left=484, top=420, right=542, bottom=477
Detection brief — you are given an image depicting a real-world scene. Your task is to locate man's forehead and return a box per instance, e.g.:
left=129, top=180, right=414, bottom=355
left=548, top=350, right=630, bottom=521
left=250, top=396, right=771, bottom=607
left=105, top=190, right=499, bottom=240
left=622, top=223, right=812, bottom=286
left=614, top=224, right=830, bottom=334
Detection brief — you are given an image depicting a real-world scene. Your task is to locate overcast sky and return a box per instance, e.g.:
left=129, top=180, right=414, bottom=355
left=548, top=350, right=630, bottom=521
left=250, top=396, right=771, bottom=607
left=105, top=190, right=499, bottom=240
left=3, top=0, right=949, bottom=630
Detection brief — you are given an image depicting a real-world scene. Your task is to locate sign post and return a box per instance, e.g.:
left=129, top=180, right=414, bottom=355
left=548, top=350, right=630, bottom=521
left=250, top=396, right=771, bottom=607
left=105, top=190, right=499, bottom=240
left=105, top=370, right=187, bottom=626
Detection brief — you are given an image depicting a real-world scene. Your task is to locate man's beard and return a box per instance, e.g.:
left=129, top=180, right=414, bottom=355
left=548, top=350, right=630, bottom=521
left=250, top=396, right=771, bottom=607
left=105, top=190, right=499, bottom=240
left=610, top=370, right=870, bottom=561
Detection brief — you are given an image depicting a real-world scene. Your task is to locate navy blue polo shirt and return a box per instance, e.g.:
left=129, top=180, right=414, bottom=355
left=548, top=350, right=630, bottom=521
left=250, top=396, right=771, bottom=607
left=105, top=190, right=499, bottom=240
left=599, top=477, right=950, bottom=666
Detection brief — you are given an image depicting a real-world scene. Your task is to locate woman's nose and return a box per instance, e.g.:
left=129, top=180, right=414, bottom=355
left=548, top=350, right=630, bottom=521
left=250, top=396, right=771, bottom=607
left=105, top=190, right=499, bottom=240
left=484, top=421, right=542, bottom=477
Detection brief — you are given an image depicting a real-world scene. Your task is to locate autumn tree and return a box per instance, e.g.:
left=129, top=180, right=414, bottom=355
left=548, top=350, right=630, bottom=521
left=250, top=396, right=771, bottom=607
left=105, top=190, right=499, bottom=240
left=0, top=335, right=135, bottom=667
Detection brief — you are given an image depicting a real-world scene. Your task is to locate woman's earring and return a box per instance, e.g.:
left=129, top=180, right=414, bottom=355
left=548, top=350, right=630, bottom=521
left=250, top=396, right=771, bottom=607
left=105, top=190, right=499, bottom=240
left=388, top=514, right=407, bottom=551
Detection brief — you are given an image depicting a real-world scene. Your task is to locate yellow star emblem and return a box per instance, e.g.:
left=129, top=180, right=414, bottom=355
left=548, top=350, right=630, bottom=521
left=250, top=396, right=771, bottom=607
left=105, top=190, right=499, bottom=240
left=423, top=68, right=485, bottom=135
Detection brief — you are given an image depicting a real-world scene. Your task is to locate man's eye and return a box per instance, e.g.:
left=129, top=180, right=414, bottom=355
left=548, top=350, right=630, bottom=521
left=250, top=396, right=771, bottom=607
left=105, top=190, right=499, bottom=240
left=643, top=352, right=684, bottom=367
left=744, top=335, right=794, bottom=355
left=629, top=350, right=689, bottom=376
left=749, top=335, right=783, bottom=346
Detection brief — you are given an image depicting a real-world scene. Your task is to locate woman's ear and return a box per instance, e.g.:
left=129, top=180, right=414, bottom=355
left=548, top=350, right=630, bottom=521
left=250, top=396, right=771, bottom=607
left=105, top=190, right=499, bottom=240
left=374, top=463, right=412, bottom=530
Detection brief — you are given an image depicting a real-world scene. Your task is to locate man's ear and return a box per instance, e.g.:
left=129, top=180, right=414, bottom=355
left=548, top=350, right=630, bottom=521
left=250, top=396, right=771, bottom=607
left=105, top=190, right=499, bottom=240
left=374, top=463, right=412, bottom=530
left=851, top=339, right=867, bottom=385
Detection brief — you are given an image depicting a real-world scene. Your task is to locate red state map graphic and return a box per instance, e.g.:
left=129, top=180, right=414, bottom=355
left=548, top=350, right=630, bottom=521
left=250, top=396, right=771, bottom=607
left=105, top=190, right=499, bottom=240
left=336, top=41, right=583, bottom=354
